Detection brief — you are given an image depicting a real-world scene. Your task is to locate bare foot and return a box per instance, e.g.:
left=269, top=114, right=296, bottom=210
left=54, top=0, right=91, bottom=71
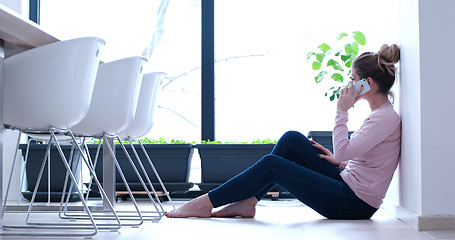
left=165, top=194, right=213, bottom=218
left=211, top=197, right=258, bottom=218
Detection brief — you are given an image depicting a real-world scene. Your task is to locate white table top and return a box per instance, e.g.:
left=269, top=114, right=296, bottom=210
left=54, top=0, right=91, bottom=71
left=0, top=3, right=58, bottom=56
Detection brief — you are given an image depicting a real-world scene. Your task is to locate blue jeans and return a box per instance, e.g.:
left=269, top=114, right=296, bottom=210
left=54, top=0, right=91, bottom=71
left=208, top=131, right=377, bottom=219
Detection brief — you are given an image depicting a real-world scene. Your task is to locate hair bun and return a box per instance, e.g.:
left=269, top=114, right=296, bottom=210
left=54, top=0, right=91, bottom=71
left=378, top=44, right=400, bottom=64
left=378, top=44, right=400, bottom=76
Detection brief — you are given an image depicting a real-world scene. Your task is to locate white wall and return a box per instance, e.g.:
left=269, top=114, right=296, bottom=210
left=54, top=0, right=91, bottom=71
left=398, top=0, right=422, bottom=216
left=419, top=0, right=455, bottom=216
left=0, top=0, right=28, bottom=17
left=397, top=0, right=455, bottom=228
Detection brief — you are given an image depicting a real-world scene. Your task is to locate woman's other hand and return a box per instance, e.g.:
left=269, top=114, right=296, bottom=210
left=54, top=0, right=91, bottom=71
left=337, top=81, right=362, bottom=112
left=311, top=140, right=339, bottom=167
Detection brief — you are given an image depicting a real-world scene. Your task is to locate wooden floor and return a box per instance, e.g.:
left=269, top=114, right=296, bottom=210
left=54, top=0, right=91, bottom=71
left=0, top=198, right=451, bottom=240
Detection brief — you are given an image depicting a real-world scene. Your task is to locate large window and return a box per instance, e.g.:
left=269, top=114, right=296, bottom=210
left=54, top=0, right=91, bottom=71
left=214, top=0, right=398, bottom=142
left=40, top=0, right=201, bottom=142
left=40, top=0, right=398, bottom=142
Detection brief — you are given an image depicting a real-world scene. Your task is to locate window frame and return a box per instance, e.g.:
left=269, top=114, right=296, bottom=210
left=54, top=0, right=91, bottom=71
left=29, top=0, right=40, bottom=24
left=201, top=0, right=215, bottom=141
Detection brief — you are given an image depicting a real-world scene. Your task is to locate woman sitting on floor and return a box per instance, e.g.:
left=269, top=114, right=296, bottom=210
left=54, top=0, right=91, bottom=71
left=166, top=43, right=401, bottom=220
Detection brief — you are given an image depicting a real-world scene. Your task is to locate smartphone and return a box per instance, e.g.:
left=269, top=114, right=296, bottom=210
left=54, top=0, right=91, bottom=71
left=353, top=78, right=371, bottom=96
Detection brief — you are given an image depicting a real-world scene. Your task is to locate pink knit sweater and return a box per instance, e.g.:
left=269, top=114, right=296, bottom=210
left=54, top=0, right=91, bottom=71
left=334, top=102, right=401, bottom=208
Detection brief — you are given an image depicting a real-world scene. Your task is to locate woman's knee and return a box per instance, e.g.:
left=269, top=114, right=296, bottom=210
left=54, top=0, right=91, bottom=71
left=258, top=154, right=287, bottom=168
left=282, top=131, right=308, bottom=142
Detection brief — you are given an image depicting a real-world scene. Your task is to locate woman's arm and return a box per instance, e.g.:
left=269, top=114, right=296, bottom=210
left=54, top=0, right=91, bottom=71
left=311, top=82, right=362, bottom=167
left=333, top=110, right=399, bottom=162
left=330, top=81, right=399, bottom=163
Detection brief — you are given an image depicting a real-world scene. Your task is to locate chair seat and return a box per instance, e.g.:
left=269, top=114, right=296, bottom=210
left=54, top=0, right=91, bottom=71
left=70, top=56, right=147, bottom=136
left=3, top=37, right=105, bottom=130
left=26, top=133, right=73, bottom=143
left=117, top=72, right=164, bottom=139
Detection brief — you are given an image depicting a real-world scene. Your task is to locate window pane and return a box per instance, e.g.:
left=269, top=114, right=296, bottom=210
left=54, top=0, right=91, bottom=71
left=40, top=0, right=201, bottom=142
left=146, top=1, right=201, bottom=142
left=214, top=0, right=398, bottom=142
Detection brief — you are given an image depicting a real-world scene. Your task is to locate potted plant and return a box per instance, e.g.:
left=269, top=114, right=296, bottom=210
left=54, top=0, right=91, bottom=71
left=195, top=139, right=287, bottom=196
left=306, top=31, right=366, bottom=101
left=85, top=138, right=194, bottom=198
left=306, top=31, right=366, bottom=149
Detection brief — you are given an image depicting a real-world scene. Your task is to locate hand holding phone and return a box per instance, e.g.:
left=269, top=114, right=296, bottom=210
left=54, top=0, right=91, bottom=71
left=353, top=78, right=371, bottom=96
left=338, top=78, right=369, bottom=112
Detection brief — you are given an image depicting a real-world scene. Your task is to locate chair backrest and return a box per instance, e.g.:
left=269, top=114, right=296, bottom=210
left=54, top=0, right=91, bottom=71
left=70, top=56, right=147, bottom=137
left=3, top=37, right=105, bottom=129
left=117, top=72, right=164, bottom=139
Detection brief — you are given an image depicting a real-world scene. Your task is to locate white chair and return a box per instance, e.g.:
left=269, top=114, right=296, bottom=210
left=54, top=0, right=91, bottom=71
left=115, top=72, right=175, bottom=211
left=1, top=37, right=118, bottom=237
left=65, top=56, right=163, bottom=224
left=4, top=38, right=101, bottom=130
left=81, top=72, right=167, bottom=221
left=70, top=56, right=146, bottom=136
left=117, top=72, right=164, bottom=141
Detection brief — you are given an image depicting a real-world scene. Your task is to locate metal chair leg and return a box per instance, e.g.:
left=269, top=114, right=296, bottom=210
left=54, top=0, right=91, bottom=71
left=126, top=138, right=167, bottom=215
left=55, top=133, right=122, bottom=228
left=137, top=139, right=176, bottom=210
left=103, top=135, right=144, bottom=226
left=116, top=137, right=163, bottom=220
left=2, top=131, right=22, bottom=218
left=58, top=139, right=82, bottom=218
left=2, top=129, right=100, bottom=237
left=18, top=138, right=33, bottom=203
left=60, top=135, right=147, bottom=226
left=83, top=140, right=102, bottom=202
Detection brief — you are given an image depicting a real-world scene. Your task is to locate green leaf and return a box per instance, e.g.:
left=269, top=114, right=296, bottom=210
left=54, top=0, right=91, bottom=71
left=316, top=53, right=325, bottom=63
left=344, top=43, right=352, bottom=55
left=350, top=42, right=359, bottom=55
left=327, top=59, right=344, bottom=71
left=306, top=52, right=315, bottom=60
left=336, top=32, right=348, bottom=40
left=312, top=61, right=321, bottom=70
left=331, top=73, right=344, bottom=82
left=327, top=86, right=342, bottom=101
left=345, top=60, right=352, bottom=68
left=341, top=54, right=352, bottom=62
left=352, top=31, right=366, bottom=45
left=335, top=50, right=342, bottom=56
left=318, top=43, right=331, bottom=52
left=315, top=70, right=327, bottom=83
